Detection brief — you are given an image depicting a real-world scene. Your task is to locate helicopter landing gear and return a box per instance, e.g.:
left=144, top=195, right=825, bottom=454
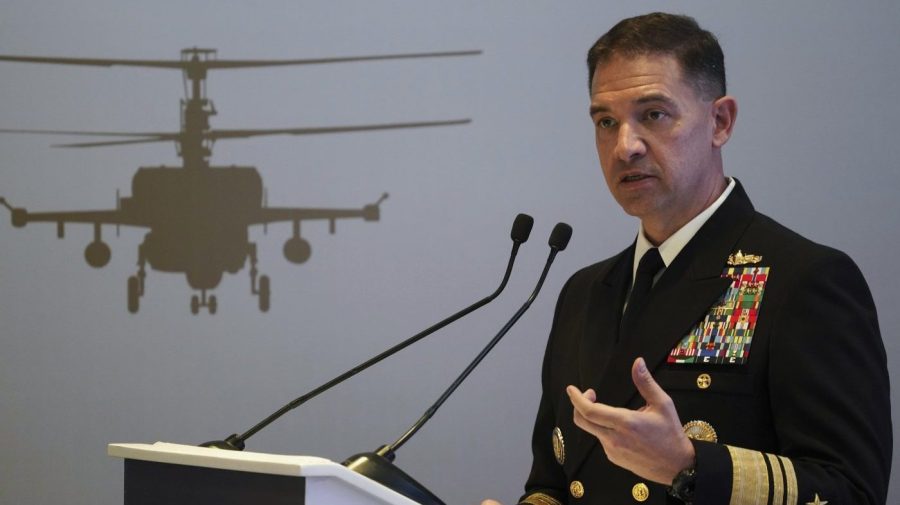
left=127, top=245, right=148, bottom=314
left=190, top=290, right=217, bottom=315
left=258, top=275, right=270, bottom=312
left=137, top=266, right=146, bottom=296
left=248, top=242, right=271, bottom=312
left=127, top=276, right=140, bottom=313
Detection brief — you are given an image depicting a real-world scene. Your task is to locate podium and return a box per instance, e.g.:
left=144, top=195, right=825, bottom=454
left=108, top=442, right=419, bottom=505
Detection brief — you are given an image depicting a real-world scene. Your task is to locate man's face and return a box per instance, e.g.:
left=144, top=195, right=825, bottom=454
left=589, top=54, right=730, bottom=241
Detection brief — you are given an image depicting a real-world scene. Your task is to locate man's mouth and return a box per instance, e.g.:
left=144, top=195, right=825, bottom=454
left=621, top=174, right=652, bottom=183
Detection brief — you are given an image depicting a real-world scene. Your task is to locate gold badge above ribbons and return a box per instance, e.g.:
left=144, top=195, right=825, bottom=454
left=552, top=427, right=565, bottom=465
left=727, top=250, right=763, bottom=266
left=683, top=420, right=718, bottom=442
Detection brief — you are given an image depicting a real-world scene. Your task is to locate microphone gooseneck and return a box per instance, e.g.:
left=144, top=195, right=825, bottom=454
left=199, top=213, right=534, bottom=451
left=343, top=222, right=572, bottom=505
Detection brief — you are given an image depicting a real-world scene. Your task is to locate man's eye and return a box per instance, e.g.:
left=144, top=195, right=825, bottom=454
left=597, top=117, right=616, bottom=129
left=646, top=110, right=667, bottom=121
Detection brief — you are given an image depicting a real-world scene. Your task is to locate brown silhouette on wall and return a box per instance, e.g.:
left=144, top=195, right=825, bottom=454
left=0, top=48, right=478, bottom=314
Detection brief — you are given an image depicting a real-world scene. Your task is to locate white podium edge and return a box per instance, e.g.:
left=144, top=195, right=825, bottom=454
left=108, top=442, right=418, bottom=505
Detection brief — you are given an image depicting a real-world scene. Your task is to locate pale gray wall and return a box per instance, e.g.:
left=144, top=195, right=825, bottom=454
left=1, top=1, right=898, bottom=504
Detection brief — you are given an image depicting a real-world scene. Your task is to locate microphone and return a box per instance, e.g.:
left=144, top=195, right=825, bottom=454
left=342, top=222, right=573, bottom=505
left=200, top=213, right=534, bottom=450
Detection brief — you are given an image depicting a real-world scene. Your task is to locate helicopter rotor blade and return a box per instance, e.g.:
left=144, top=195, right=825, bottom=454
left=52, top=136, right=176, bottom=148
left=206, top=119, right=471, bottom=140
left=0, top=50, right=481, bottom=71
left=9, top=120, right=471, bottom=148
left=3, top=119, right=470, bottom=148
left=0, top=55, right=184, bottom=69
left=203, top=50, right=482, bottom=69
left=0, top=128, right=173, bottom=138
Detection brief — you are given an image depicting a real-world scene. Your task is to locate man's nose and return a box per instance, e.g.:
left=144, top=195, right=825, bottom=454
left=614, top=123, right=646, bottom=161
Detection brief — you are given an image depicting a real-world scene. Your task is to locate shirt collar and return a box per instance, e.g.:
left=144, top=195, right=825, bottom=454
left=632, top=177, right=735, bottom=281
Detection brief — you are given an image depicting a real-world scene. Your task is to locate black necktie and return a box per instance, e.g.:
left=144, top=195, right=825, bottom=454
left=621, top=248, right=664, bottom=337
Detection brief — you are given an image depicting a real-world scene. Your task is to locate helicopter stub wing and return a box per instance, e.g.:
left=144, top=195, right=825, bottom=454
left=4, top=206, right=145, bottom=229
left=250, top=193, right=388, bottom=226
left=252, top=207, right=372, bottom=225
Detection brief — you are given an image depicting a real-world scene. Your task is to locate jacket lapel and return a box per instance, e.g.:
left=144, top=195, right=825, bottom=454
left=561, top=248, right=630, bottom=477
left=578, top=247, right=631, bottom=389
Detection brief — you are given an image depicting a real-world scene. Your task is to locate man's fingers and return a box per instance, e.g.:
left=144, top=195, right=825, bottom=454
left=567, top=385, right=627, bottom=428
left=566, top=385, right=598, bottom=404
left=573, top=405, right=613, bottom=440
left=631, top=357, right=668, bottom=406
left=567, top=385, right=600, bottom=416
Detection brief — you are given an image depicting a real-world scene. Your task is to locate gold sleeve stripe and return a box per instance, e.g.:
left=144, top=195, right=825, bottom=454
left=778, top=456, right=798, bottom=505
left=765, top=453, right=784, bottom=505
left=727, top=446, right=801, bottom=505
left=727, top=445, right=770, bottom=505
left=519, top=492, right=563, bottom=505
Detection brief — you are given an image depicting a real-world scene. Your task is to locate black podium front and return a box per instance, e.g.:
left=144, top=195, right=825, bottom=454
left=108, top=442, right=418, bottom=505
left=125, top=458, right=306, bottom=505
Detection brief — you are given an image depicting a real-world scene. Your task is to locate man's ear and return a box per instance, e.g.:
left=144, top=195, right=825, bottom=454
left=711, top=96, right=738, bottom=147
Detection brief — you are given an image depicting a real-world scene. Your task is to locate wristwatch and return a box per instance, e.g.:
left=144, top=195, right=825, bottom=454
left=667, top=466, right=696, bottom=504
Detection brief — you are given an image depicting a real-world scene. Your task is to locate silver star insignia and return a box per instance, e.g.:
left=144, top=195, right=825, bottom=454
left=806, top=493, right=828, bottom=505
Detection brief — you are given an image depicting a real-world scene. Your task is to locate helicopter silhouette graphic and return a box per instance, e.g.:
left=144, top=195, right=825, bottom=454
left=0, top=48, right=478, bottom=314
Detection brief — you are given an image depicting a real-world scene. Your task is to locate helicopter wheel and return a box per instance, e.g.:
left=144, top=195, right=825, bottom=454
left=190, top=295, right=200, bottom=315
left=127, top=276, right=140, bottom=314
left=259, top=275, right=270, bottom=312
left=208, top=295, right=218, bottom=315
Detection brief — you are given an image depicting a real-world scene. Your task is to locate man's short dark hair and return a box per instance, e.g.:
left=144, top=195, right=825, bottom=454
left=586, top=12, right=726, bottom=99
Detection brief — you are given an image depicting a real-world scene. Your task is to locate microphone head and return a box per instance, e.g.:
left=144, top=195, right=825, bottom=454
left=510, top=213, right=534, bottom=243
left=199, top=434, right=245, bottom=451
left=548, top=223, right=573, bottom=251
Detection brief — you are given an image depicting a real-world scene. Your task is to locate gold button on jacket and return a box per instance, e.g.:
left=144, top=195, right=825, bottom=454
left=569, top=481, right=584, bottom=499
left=631, top=482, right=649, bottom=502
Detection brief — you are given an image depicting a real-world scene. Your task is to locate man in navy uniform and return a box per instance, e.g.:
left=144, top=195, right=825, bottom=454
left=484, top=12, right=891, bottom=505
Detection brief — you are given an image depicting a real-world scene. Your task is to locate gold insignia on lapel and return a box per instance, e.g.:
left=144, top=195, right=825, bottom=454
left=806, top=494, right=828, bottom=505
left=683, top=420, right=718, bottom=442
left=727, top=250, right=763, bottom=266
left=552, top=427, right=565, bottom=465
left=631, top=483, right=650, bottom=502
left=569, top=480, right=584, bottom=499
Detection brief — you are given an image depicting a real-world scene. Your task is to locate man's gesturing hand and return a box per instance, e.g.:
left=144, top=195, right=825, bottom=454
left=566, top=357, right=695, bottom=484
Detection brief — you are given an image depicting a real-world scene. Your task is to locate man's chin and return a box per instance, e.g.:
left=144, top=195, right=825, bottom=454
left=615, top=199, right=658, bottom=220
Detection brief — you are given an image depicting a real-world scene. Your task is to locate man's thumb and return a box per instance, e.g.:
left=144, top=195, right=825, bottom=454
left=631, top=357, right=665, bottom=403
